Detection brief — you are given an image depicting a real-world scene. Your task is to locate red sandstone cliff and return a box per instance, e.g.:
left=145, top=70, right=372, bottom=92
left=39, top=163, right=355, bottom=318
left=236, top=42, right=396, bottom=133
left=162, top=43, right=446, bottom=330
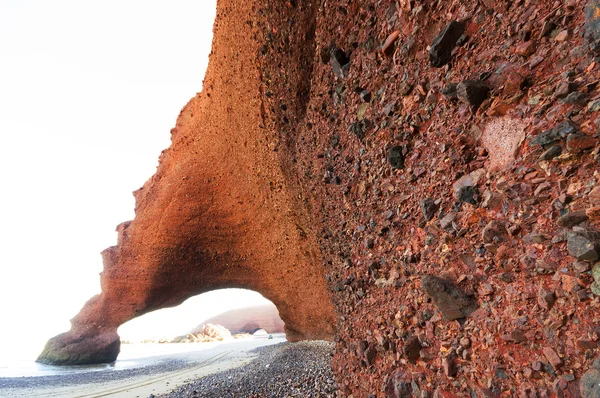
left=39, top=0, right=600, bottom=396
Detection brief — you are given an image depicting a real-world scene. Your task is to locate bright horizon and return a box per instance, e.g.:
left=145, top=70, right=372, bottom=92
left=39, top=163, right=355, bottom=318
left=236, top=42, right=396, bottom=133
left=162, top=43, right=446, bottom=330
left=0, top=0, right=271, bottom=361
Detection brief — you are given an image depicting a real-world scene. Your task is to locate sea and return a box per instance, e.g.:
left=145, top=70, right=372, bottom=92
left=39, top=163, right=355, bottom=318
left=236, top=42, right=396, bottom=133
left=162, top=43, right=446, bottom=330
left=0, top=341, right=228, bottom=378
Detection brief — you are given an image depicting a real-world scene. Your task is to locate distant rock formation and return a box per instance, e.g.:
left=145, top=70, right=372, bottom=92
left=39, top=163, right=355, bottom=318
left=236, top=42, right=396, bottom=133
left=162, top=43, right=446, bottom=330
left=202, top=303, right=285, bottom=334
left=171, top=323, right=232, bottom=343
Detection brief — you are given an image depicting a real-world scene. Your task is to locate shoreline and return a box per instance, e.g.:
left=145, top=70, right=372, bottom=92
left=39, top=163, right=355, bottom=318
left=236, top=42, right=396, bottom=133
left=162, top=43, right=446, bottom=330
left=0, top=337, right=286, bottom=397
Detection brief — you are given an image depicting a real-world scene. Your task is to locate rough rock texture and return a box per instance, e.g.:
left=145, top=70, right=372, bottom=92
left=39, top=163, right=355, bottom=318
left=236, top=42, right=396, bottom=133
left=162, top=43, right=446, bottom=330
left=41, top=0, right=600, bottom=396
left=201, top=303, right=285, bottom=334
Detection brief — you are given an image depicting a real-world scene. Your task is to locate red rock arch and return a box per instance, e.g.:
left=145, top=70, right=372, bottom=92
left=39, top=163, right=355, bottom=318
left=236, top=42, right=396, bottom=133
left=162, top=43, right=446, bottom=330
left=37, top=0, right=334, bottom=365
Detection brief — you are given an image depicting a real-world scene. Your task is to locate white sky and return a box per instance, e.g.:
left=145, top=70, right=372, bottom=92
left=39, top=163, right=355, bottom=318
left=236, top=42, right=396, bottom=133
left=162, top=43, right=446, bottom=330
left=0, top=0, right=270, bottom=360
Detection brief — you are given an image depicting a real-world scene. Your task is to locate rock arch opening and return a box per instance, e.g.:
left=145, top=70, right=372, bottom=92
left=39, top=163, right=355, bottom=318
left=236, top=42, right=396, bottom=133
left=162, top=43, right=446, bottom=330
left=117, top=289, right=285, bottom=344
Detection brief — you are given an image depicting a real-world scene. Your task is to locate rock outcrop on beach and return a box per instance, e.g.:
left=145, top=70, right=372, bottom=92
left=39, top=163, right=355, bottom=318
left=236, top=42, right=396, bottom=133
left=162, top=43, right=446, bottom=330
left=40, top=0, right=600, bottom=395
left=171, top=323, right=232, bottom=343
left=202, top=303, right=285, bottom=334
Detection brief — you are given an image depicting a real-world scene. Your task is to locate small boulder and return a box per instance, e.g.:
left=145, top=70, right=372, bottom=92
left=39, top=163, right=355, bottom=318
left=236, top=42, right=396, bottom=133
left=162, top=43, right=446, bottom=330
left=581, top=356, right=600, bottom=397
left=420, top=198, right=439, bottom=222
left=421, top=275, right=477, bottom=321
left=585, top=0, right=600, bottom=52
left=557, top=210, right=589, bottom=228
left=567, top=232, right=600, bottom=262
left=457, top=80, right=490, bottom=108
left=385, top=372, right=413, bottom=398
left=429, top=21, right=465, bottom=67
left=529, top=121, right=578, bottom=147
left=567, top=134, right=598, bottom=152
left=387, top=146, right=405, bottom=169
left=482, top=220, right=507, bottom=243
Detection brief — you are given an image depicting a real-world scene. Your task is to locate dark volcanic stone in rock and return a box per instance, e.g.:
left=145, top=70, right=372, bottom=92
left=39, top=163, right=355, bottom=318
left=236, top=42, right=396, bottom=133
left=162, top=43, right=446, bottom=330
left=429, top=21, right=465, bottom=67
left=403, top=336, right=422, bottom=363
left=557, top=210, right=589, bottom=228
left=365, top=346, right=377, bottom=366
left=420, top=198, right=439, bottom=221
left=441, top=83, right=458, bottom=98
left=330, top=47, right=350, bottom=79
left=567, top=232, right=600, bottom=261
left=359, top=89, right=372, bottom=102
left=398, top=82, right=413, bottom=96
left=530, top=121, right=578, bottom=146
left=538, top=288, right=556, bottom=310
left=563, top=91, right=590, bottom=106
left=458, top=185, right=478, bottom=205
left=385, top=372, right=412, bottom=398
left=383, top=101, right=397, bottom=116
left=457, top=80, right=490, bottom=108
left=421, top=275, right=477, bottom=321
left=388, top=146, right=405, bottom=169
left=539, top=145, right=562, bottom=160
left=456, top=80, right=490, bottom=107
left=585, top=0, right=600, bottom=52
left=554, top=81, right=577, bottom=99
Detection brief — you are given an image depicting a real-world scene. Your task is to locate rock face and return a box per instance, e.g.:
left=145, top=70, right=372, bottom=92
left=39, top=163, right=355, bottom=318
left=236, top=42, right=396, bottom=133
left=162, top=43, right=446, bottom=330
left=202, top=303, right=285, bottom=334
left=38, top=0, right=335, bottom=366
left=40, top=0, right=600, bottom=396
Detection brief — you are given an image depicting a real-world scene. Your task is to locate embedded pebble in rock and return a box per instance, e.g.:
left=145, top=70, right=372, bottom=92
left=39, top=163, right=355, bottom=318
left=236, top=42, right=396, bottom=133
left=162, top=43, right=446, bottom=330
left=581, top=366, right=600, bottom=397
left=538, top=287, right=556, bottom=311
left=515, top=40, right=537, bottom=56
left=387, top=146, right=405, bottom=169
left=402, top=336, right=422, bottom=363
left=329, top=47, right=349, bottom=79
left=543, top=347, right=563, bottom=369
left=563, top=91, right=590, bottom=106
left=585, top=0, right=600, bottom=51
left=441, top=83, right=458, bottom=99
left=421, top=275, right=477, bottom=321
left=482, top=221, right=507, bottom=243
left=420, top=198, right=438, bottom=222
left=568, top=232, right=600, bottom=261
left=567, top=134, right=598, bottom=152
left=456, top=80, right=490, bottom=108
left=557, top=210, right=590, bottom=228
left=429, top=21, right=465, bottom=67
left=539, top=144, right=562, bottom=160
left=529, top=121, right=579, bottom=146
left=384, top=372, right=412, bottom=397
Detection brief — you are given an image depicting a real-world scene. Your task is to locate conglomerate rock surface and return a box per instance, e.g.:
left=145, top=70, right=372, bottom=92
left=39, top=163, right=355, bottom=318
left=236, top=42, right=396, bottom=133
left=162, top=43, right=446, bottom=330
left=41, top=0, right=600, bottom=396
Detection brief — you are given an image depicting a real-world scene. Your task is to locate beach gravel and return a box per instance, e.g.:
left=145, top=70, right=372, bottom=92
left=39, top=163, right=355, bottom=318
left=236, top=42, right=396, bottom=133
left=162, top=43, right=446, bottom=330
left=159, top=341, right=336, bottom=398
